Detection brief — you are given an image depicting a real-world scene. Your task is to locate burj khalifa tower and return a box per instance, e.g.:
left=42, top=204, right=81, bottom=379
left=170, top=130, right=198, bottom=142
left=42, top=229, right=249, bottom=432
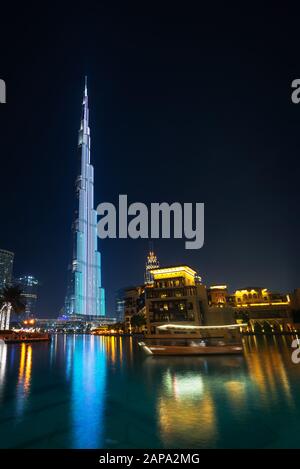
left=65, top=78, right=105, bottom=317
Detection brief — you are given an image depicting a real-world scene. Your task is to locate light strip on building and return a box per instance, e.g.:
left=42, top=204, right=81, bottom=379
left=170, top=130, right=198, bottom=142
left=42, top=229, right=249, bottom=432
left=157, top=323, right=248, bottom=330
left=237, top=301, right=290, bottom=307
left=150, top=266, right=197, bottom=276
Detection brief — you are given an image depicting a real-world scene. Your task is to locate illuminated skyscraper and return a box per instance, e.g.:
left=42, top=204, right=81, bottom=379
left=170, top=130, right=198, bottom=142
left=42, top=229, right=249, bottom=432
left=16, top=275, right=39, bottom=318
left=115, top=288, right=125, bottom=322
left=0, top=249, right=14, bottom=290
left=65, top=78, right=105, bottom=317
left=144, top=243, right=159, bottom=285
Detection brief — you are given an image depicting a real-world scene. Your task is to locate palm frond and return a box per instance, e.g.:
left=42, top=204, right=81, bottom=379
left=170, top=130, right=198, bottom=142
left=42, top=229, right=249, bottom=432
left=0, top=285, right=25, bottom=314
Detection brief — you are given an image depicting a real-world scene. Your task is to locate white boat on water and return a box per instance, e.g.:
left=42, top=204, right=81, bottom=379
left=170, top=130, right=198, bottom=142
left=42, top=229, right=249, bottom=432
left=139, top=323, right=246, bottom=356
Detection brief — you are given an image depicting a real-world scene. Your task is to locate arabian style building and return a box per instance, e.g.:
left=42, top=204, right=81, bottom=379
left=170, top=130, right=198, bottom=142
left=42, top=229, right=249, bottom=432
left=119, top=255, right=300, bottom=334
left=144, top=269, right=300, bottom=335
left=206, top=285, right=294, bottom=332
left=144, top=266, right=210, bottom=334
left=65, top=79, right=105, bottom=317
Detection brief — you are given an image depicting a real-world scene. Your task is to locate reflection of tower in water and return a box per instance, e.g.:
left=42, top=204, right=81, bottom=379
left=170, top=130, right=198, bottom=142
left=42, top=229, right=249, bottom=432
left=71, top=335, right=106, bottom=448
left=0, top=343, right=7, bottom=402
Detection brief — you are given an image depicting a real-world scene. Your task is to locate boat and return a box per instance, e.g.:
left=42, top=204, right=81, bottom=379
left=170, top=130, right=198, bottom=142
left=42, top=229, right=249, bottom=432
left=139, top=341, right=243, bottom=356
left=2, top=331, right=51, bottom=344
left=138, top=323, right=246, bottom=356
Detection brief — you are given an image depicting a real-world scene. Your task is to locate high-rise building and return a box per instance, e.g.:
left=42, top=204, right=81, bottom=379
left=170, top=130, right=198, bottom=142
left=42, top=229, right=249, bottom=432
left=123, top=285, right=145, bottom=332
left=16, top=275, right=39, bottom=318
left=0, top=249, right=14, bottom=290
left=115, top=288, right=126, bottom=323
left=65, top=78, right=105, bottom=317
left=144, top=243, right=159, bottom=285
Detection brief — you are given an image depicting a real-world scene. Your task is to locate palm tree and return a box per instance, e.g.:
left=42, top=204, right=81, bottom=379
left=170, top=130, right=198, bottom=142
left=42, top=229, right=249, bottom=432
left=113, top=322, right=125, bottom=333
left=130, top=313, right=146, bottom=333
left=0, top=285, right=25, bottom=330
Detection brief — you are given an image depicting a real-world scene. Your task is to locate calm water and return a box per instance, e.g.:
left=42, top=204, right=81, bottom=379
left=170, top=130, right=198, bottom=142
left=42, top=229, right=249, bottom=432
left=0, top=334, right=300, bottom=448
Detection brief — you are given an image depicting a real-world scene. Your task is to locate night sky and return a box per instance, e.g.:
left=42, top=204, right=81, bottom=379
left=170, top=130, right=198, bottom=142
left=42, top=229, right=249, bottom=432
left=1, top=4, right=300, bottom=317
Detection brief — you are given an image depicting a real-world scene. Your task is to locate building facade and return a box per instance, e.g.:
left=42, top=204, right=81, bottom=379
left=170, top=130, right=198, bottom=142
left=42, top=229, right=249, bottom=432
left=144, top=266, right=210, bottom=334
left=0, top=249, right=14, bottom=290
left=123, top=286, right=145, bottom=332
left=16, top=275, right=39, bottom=319
left=144, top=269, right=297, bottom=334
left=115, top=288, right=126, bottom=323
left=118, top=256, right=300, bottom=335
left=207, top=285, right=293, bottom=332
left=65, top=79, right=105, bottom=317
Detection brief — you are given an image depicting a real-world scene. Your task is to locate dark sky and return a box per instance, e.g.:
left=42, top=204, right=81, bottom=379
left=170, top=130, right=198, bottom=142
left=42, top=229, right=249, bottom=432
left=1, top=4, right=300, bottom=317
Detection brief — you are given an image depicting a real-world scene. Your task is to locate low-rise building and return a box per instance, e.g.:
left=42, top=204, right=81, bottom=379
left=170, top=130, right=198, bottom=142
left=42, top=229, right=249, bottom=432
left=207, top=285, right=228, bottom=306
left=118, top=258, right=300, bottom=335
left=208, top=285, right=294, bottom=332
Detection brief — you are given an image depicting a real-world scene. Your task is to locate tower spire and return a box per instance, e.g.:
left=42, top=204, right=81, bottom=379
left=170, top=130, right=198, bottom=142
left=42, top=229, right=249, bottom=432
left=81, top=76, right=89, bottom=135
left=84, top=75, right=88, bottom=97
left=65, top=77, right=105, bottom=318
left=145, top=243, right=159, bottom=285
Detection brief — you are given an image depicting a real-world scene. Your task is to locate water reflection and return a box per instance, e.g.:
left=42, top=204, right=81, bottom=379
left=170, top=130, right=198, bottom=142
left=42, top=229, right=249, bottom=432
left=49, top=333, right=58, bottom=366
left=70, top=335, right=106, bottom=448
left=119, top=337, right=123, bottom=365
left=164, top=371, right=204, bottom=398
left=144, top=341, right=299, bottom=448
left=18, top=344, right=32, bottom=393
left=0, top=335, right=300, bottom=448
left=101, top=335, right=134, bottom=370
left=243, top=336, right=294, bottom=408
left=158, top=368, right=217, bottom=447
left=224, top=380, right=246, bottom=407
left=16, top=344, right=32, bottom=418
left=0, top=343, right=7, bottom=402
